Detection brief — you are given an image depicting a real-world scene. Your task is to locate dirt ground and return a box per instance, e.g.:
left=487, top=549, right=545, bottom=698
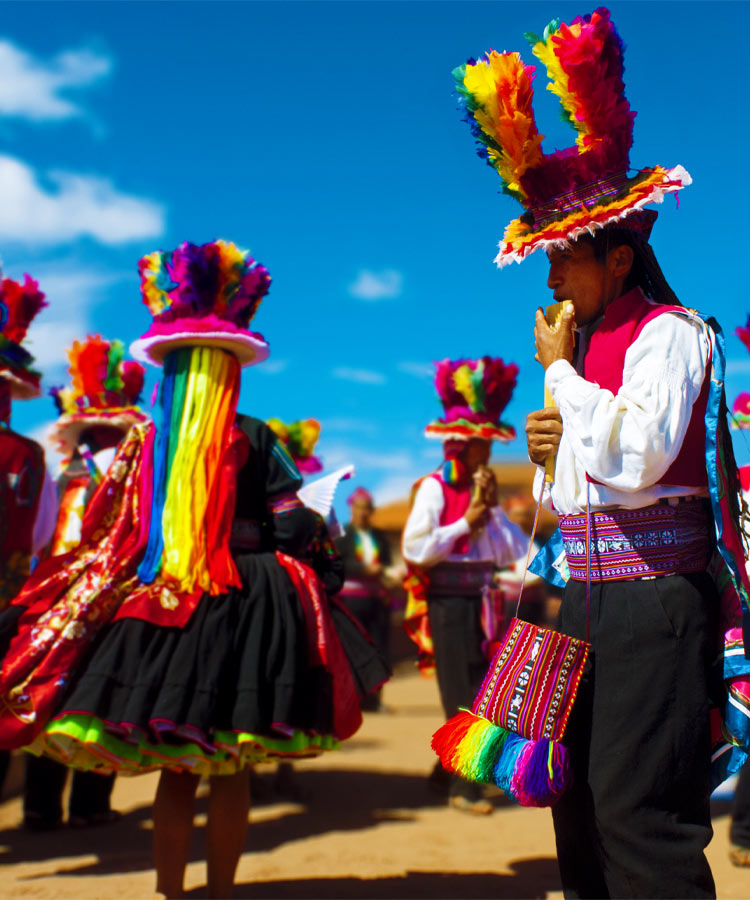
left=0, top=668, right=748, bottom=900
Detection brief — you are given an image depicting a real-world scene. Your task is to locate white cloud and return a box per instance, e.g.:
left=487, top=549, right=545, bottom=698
left=322, top=442, right=413, bottom=472
left=371, top=474, right=420, bottom=506
left=256, top=358, right=288, bottom=375
left=332, top=366, right=387, bottom=385
left=397, top=361, right=433, bottom=379
left=16, top=264, right=132, bottom=371
left=0, top=155, right=164, bottom=246
left=0, top=40, right=111, bottom=122
left=348, top=268, right=402, bottom=301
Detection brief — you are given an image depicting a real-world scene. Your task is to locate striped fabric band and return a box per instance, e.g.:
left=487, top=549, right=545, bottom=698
left=268, top=492, right=304, bottom=515
left=559, top=499, right=712, bottom=582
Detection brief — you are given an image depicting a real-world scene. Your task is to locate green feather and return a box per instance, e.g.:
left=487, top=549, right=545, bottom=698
left=103, top=340, right=124, bottom=392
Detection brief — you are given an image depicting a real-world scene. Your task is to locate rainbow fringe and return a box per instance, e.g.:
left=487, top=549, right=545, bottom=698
left=138, top=345, right=239, bottom=594
left=431, top=710, right=571, bottom=807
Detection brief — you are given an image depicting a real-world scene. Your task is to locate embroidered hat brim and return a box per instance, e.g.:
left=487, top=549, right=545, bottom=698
left=130, top=318, right=269, bottom=368
left=50, top=408, right=150, bottom=455
left=495, top=165, right=691, bottom=267
left=0, top=365, right=42, bottom=399
left=425, top=419, right=516, bottom=443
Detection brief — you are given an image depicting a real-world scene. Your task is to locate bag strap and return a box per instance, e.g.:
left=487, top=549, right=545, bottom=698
left=516, top=479, right=592, bottom=643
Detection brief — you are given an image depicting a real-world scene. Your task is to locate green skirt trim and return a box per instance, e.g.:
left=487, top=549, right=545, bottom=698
left=29, top=713, right=340, bottom=776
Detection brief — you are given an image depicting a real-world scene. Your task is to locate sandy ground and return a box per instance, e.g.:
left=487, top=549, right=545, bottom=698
left=0, top=668, right=748, bottom=900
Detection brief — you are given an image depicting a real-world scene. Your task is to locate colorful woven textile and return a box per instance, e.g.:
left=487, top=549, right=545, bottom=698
left=559, top=500, right=711, bottom=581
left=473, top=618, right=588, bottom=743
left=432, top=617, right=589, bottom=806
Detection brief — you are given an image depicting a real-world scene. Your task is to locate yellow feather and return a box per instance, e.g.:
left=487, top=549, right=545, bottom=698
left=453, top=365, right=477, bottom=411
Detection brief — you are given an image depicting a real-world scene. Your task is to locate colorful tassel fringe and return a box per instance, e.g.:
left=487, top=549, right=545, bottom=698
left=431, top=709, right=571, bottom=807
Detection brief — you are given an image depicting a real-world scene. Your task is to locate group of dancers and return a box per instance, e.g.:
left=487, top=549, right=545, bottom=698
left=2, top=5, right=750, bottom=899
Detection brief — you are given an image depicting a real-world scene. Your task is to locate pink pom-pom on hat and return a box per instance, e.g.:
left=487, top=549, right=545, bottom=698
left=130, top=239, right=271, bottom=368
left=347, top=487, right=374, bottom=507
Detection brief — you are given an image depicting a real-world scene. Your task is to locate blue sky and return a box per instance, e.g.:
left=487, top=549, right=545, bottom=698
left=3, top=0, right=749, bottom=518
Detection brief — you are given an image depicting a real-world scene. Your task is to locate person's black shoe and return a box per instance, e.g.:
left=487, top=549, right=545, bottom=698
left=23, top=811, right=62, bottom=831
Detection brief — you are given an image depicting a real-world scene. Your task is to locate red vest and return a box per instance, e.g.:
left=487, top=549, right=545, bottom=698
left=428, top=472, right=472, bottom=555
left=0, top=428, right=45, bottom=608
left=583, top=288, right=710, bottom=489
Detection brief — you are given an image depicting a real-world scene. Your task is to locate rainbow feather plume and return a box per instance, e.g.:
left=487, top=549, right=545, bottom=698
left=267, top=417, right=322, bottom=474
left=455, top=8, right=635, bottom=210
left=0, top=275, right=47, bottom=345
left=138, top=240, right=271, bottom=327
left=61, top=335, right=144, bottom=411
left=454, top=50, right=543, bottom=202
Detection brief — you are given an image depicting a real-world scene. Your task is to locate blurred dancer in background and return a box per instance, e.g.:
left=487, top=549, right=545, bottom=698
left=402, top=357, right=526, bottom=814
left=0, top=273, right=56, bottom=793
left=336, top=487, right=392, bottom=711
left=23, top=336, right=147, bottom=830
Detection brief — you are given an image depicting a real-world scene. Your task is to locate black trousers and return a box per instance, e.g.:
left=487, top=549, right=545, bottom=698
left=553, top=574, right=717, bottom=899
left=428, top=592, right=488, bottom=800
left=24, top=754, right=115, bottom=823
left=731, top=759, right=750, bottom=848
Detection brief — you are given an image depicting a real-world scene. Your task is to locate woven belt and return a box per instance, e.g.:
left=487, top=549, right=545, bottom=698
left=559, top=499, right=712, bottom=582
left=428, top=561, right=495, bottom=597
left=229, top=518, right=261, bottom=552
left=340, top=576, right=383, bottom=599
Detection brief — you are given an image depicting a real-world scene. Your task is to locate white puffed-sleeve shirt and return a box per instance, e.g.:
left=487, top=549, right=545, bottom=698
left=402, top=476, right=528, bottom=568
left=533, top=309, right=712, bottom=517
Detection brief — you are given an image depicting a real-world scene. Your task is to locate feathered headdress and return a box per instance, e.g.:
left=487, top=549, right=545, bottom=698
left=266, top=418, right=323, bottom=474
left=454, top=7, right=690, bottom=266
left=0, top=273, right=47, bottom=399
left=130, top=239, right=271, bottom=367
left=426, top=357, right=518, bottom=442
left=49, top=335, right=149, bottom=454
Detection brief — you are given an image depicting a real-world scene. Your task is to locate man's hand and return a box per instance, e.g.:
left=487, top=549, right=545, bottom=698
left=473, top=466, right=499, bottom=507
left=464, top=497, right=489, bottom=534
left=534, top=306, right=575, bottom=370
left=364, top=562, right=383, bottom=577
left=526, top=408, right=563, bottom=466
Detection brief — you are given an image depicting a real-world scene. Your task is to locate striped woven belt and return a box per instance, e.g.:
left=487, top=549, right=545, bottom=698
left=428, top=561, right=495, bottom=596
left=559, top=499, right=712, bottom=582
left=340, top=576, right=384, bottom=599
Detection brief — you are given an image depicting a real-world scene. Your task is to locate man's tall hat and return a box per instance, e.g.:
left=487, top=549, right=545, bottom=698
left=453, top=7, right=690, bottom=266
left=426, top=356, right=518, bottom=442
left=49, top=335, right=148, bottom=455
left=0, top=273, right=47, bottom=399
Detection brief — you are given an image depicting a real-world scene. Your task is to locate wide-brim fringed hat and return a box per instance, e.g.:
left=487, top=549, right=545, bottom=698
left=266, top=418, right=323, bottom=474
left=130, top=240, right=271, bottom=367
left=425, top=356, right=518, bottom=442
left=49, top=335, right=149, bottom=455
left=453, top=6, right=691, bottom=267
left=0, top=273, right=47, bottom=399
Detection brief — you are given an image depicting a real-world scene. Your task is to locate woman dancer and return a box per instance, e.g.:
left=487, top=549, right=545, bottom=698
left=0, top=240, right=388, bottom=898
